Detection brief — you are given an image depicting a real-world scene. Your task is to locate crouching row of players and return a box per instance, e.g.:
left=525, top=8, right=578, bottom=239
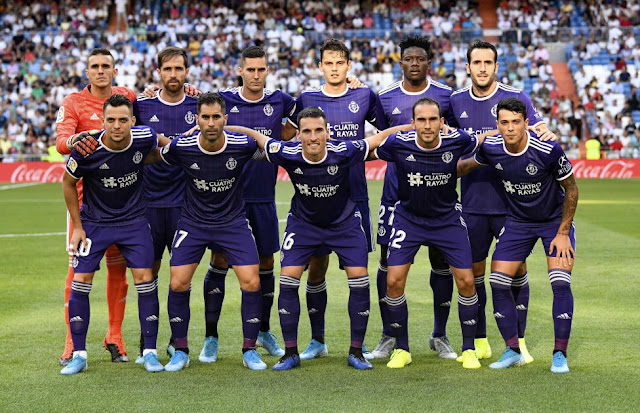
left=61, top=92, right=577, bottom=375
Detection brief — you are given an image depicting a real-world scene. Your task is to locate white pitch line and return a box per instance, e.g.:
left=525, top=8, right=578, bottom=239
left=0, top=231, right=65, bottom=238
left=0, top=183, right=43, bottom=191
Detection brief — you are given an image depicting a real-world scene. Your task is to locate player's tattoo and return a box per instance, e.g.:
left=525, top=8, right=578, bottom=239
left=558, top=175, right=579, bottom=234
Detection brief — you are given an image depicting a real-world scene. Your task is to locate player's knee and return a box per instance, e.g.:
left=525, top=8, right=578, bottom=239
left=516, top=262, right=527, bottom=276
left=131, top=268, right=153, bottom=284
left=170, top=278, right=191, bottom=292
left=73, top=272, right=94, bottom=284
left=239, top=276, right=260, bottom=292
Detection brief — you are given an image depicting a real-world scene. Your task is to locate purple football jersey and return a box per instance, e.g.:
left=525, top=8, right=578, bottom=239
left=378, top=79, right=457, bottom=204
left=134, top=92, right=197, bottom=207
left=474, top=131, right=573, bottom=222
left=65, top=125, right=157, bottom=225
left=220, top=87, right=296, bottom=202
left=160, top=131, right=262, bottom=226
left=290, top=86, right=385, bottom=202
left=451, top=83, right=543, bottom=214
left=375, top=129, right=477, bottom=220
left=265, top=138, right=370, bottom=227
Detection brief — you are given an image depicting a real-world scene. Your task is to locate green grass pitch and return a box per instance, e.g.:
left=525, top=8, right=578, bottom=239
left=0, top=179, right=639, bottom=411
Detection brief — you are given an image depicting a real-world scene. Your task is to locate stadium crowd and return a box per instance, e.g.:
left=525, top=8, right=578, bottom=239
left=1, top=0, right=639, bottom=159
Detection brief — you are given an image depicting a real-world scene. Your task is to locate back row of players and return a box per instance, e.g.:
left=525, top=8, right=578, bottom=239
left=56, top=36, right=578, bottom=375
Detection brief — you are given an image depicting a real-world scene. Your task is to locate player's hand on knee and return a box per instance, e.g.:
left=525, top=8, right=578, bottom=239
left=68, top=228, right=88, bottom=256
left=67, top=131, right=100, bottom=156
left=141, top=84, right=160, bottom=98
left=549, top=234, right=574, bottom=268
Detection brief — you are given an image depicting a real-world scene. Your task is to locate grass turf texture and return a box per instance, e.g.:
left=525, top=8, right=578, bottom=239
left=0, top=180, right=638, bottom=412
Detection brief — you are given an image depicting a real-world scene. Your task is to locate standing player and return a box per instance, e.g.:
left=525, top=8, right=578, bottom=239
left=198, top=46, right=296, bottom=361
left=450, top=41, right=556, bottom=363
left=160, top=93, right=267, bottom=372
left=372, top=35, right=459, bottom=360
left=457, top=97, right=578, bottom=373
left=60, top=95, right=164, bottom=374
left=228, top=107, right=409, bottom=370
left=284, top=38, right=385, bottom=360
left=373, top=98, right=490, bottom=370
left=133, top=46, right=197, bottom=362
left=56, top=48, right=137, bottom=365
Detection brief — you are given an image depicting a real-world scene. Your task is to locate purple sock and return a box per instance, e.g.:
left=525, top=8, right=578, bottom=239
left=168, top=287, right=191, bottom=350
left=69, top=281, right=92, bottom=352
left=306, top=279, right=327, bottom=341
left=386, top=294, right=409, bottom=352
left=458, top=293, right=479, bottom=351
left=430, top=268, right=453, bottom=337
left=135, top=279, right=159, bottom=350
left=259, top=268, right=275, bottom=332
left=490, top=272, right=519, bottom=348
left=241, top=288, right=262, bottom=350
left=512, top=272, right=530, bottom=339
left=376, top=262, right=391, bottom=336
left=549, top=269, right=573, bottom=353
left=278, top=276, right=301, bottom=349
left=203, top=265, right=227, bottom=337
left=475, top=275, right=488, bottom=338
left=348, top=275, right=370, bottom=348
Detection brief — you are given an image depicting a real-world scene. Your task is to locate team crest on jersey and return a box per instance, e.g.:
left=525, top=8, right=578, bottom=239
left=491, top=104, right=498, bottom=117
left=56, top=106, right=65, bottom=123
left=526, top=162, right=538, bottom=175
left=377, top=225, right=386, bottom=236
left=327, top=165, right=339, bottom=175
left=67, top=157, right=78, bottom=172
left=72, top=256, right=78, bottom=268
left=263, top=103, right=274, bottom=116
left=226, top=157, right=237, bottom=170
left=184, top=111, right=195, bottom=124
left=442, top=151, right=453, bottom=163
left=133, top=151, right=143, bottom=164
left=348, top=101, right=360, bottom=113
left=268, top=141, right=281, bottom=153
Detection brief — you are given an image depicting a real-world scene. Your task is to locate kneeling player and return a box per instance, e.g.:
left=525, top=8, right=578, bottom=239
left=457, top=97, right=578, bottom=373
left=160, top=93, right=267, bottom=371
left=60, top=95, right=165, bottom=374
left=228, top=107, right=409, bottom=370
left=372, top=98, right=492, bottom=369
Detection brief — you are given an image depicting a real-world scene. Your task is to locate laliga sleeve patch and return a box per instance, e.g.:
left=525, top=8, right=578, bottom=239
left=268, top=141, right=281, bottom=153
left=56, top=106, right=65, bottom=123
left=67, top=157, right=78, bottom=172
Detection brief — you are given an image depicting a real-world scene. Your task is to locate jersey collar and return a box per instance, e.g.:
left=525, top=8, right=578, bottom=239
left=414, top=133, right=442, bottom=151
left=239, top=87, right=265, bottom=103
left=197, top=131, right=228, bottom=154
left=156, top=89, right=187, bottom=106
left=99, top=130, right=133, bottom=153
left=321, top=84, right=348, bottom=97
left=302, top=148, right=328, bottom=164
left=503, top=132, right=531, bottom=156
left=400, top=78, right=430, bottom=95
left=468, top=81, right=500, bottom=101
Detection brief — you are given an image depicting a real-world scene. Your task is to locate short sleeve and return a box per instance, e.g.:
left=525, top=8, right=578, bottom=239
left=374, top=134, right=396, bottom=162
left=160, top=137, right=180, bottom=165
left=65, top=151, right=85, bottom=179
left=345, top=139, right=370, bottom=165
left=550, top=144, right=574, bottom=181
left=474, top=143, right=489, bottom=165
left=264, top=138, right=287, bottom=165
left=457, top=129, right=479, bottom=155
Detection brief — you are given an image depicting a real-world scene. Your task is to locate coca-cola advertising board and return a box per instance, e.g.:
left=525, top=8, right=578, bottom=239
left=2, top=160, right=640, bottom=183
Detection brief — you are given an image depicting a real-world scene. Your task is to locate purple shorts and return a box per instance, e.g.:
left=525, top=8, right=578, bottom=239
left=245, top=202, right=280, bottom=256
left=146, top=206, right=182, bottom=261
left=72, top=219, right=154, bottom=273
left=386, top=209, right=472, bottom=269
left=492, top=219, right=576, bottom=262
left=463, top=212, right=507, bottom=263
left=376, top=200, right=397, bottom=246
left=169, top=217, right=259, bottom=267
left=280, top=212, right=369, bottom=268
left=314, top=200, right=374, bottom=256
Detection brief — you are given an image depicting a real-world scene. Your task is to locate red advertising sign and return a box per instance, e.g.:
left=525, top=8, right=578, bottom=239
left=2, top=159, right=640, bottom=183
